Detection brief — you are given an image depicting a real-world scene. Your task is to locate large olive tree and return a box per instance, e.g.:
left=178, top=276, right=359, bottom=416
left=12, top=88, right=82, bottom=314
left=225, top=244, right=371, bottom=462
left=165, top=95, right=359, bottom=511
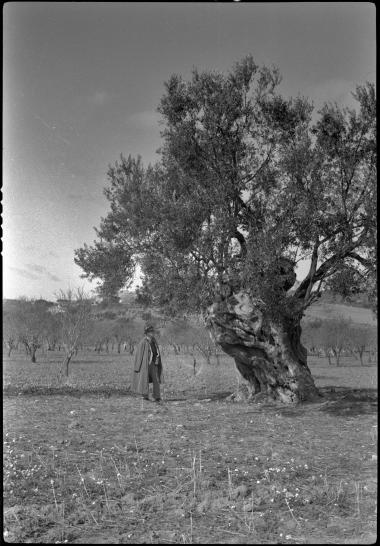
left=75, top=56, right=376, bottom=403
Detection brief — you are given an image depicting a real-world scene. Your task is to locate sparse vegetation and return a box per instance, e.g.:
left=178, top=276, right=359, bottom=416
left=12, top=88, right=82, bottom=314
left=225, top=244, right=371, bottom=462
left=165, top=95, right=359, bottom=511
left=3, top=345, right=377, bottom=544
left=55, top=289, right=93, bottom=379
left=3, top=297, right=377, bottom=542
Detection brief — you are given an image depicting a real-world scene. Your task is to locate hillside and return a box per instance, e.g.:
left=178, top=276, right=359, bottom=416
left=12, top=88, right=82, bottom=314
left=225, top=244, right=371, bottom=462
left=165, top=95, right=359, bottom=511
left=303, top=302, right=377, bottom=326
left=3, top=291, right=377, bottom=328
left=119, top=291, right=378, bottom=327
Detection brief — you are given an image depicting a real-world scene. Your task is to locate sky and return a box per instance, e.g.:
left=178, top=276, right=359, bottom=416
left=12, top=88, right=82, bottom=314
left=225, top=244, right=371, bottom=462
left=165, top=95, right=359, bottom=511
left=3, top=2, right=376, bottom=301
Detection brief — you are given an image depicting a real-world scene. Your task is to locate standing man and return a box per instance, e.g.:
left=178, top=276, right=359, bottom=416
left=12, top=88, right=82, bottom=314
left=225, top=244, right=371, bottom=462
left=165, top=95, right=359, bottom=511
left=132, top=324, right=163, bottom=402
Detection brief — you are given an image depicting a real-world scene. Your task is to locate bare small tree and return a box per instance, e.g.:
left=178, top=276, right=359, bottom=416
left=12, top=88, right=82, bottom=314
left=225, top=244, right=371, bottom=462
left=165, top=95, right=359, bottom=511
left=162, top=316, right=217, bottom=372
left=3, top=311, right=19, bottom=357
left=10, top=298, right=52, bottom=363
left=320, top=316, right=352, bottom=366
left=112, top=313, right=137, bottom=353
left=349, top=326, right=373, bottom=366
left=55, top=288, right=93, bottom=378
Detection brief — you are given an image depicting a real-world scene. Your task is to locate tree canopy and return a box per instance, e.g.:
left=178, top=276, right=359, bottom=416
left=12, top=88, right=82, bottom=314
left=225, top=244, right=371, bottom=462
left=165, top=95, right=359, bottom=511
left=75, top=56, right=376, bottom=318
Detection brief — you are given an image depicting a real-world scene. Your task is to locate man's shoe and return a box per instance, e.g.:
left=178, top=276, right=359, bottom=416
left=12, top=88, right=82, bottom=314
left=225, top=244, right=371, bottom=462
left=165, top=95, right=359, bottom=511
left=154, top=398, right=162, bottom=403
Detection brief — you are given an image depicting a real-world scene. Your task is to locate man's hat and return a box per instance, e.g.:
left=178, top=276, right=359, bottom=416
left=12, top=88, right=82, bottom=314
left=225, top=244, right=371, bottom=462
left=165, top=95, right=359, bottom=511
left=144, top=323, right=155, bottom=334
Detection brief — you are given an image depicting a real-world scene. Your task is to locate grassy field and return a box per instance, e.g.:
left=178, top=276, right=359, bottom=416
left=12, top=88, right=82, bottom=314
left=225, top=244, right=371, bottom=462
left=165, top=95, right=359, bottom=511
left=3, top=350, right=378, bottom=544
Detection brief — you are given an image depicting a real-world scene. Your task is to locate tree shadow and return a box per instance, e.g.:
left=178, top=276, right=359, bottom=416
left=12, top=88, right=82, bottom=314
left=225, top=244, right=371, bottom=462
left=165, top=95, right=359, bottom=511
left=166, top=387, right=378, bottom=418
left=198, top=391, right=233, bottom=401
left=7, top=386, right=376, bottom=419
left=316, top=386, right=378, bottom=417
left=3, top=385, right=132, bottom=397
left=164, top=391, right=233, bottom=402
left=275, top=387, right=378, bottom=418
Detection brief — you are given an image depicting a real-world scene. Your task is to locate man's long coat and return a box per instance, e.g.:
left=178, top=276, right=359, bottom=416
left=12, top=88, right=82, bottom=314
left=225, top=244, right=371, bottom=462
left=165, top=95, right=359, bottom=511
left=131, top=336, right=163, bottom=396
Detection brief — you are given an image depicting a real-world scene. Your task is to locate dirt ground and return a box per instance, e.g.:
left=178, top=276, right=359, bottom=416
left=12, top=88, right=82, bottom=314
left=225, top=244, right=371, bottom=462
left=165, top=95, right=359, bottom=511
left=3, top=353, right=378, bottom=544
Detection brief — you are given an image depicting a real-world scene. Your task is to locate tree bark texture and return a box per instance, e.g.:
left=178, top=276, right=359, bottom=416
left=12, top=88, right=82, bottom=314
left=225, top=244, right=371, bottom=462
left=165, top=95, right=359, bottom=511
left=206, top=291, right=320, bottom=404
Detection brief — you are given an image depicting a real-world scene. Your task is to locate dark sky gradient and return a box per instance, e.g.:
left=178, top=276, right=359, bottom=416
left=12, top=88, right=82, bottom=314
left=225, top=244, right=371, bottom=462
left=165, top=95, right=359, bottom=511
left=3, top=2, right=376, bottom=299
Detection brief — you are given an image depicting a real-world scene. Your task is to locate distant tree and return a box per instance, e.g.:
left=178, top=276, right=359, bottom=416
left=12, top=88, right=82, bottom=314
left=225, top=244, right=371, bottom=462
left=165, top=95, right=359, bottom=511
left=186, top=317, right=218, bottom=367
left=90, top=321, right=106, bottom=353
left=12, top=298, right=52, bottom=362
left=122, top=317, right=141, bottom=354
left=349, top=326, right=373, bottom=366
left=75, top=56, right=376, bottom=403
left=112, top=319, right=127, bottom=353
left=3, top=311, right=19, bottom=357
left=160, top=316, right=219, bottom=369
left=55, top=289, right=93, bottom=377
left=102, top=330, right=112, bottom=353
left=161, top=320, right=186, bottom=354
left=301, top=318, right=323, bottom=355
left=43, top=312, right=61, bottom=351
left=319, top=316, right=352, bottom=366
left=91, top=319, right=115, bottom=353
left=367, top=329, right=378, bottom=363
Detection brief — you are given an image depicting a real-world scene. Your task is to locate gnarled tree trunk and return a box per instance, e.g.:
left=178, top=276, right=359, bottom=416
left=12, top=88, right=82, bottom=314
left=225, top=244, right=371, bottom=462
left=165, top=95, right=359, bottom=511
left=206, top=291, right=320, bottom=404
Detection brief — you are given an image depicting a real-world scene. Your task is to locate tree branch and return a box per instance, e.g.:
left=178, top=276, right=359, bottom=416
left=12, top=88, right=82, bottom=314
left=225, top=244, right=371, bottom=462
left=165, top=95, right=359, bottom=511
left=236, top=194, right=255, bottom=219
left=233, top=228, right=247, bottom=259
left=294, top=240, right=361, bottom=303
left=346, top=252, right=373, bottom=269
left=241, top=144, right=274, bottom=186
left=303, top=238, right=319, bottom=303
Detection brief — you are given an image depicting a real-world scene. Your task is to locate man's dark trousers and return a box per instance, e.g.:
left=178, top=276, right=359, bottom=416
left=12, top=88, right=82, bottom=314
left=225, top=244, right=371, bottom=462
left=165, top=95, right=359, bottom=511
left=148, top=362, right=161, bottom=400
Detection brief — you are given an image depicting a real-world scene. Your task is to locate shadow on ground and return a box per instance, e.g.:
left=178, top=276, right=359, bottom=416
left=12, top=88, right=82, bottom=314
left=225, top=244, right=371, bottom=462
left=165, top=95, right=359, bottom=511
left=2, top=385, right=234, bottom=401
left=165, top=391, right=234, bottom=402
left=2, top=385, right=132, bottom=397
left=275, top=387, right=378, bottom=418
left=316, top=387, right=378, bottom=417
left=3, top=385, right=377, bottom=418
left=185, top=387, right=378, bottom=419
